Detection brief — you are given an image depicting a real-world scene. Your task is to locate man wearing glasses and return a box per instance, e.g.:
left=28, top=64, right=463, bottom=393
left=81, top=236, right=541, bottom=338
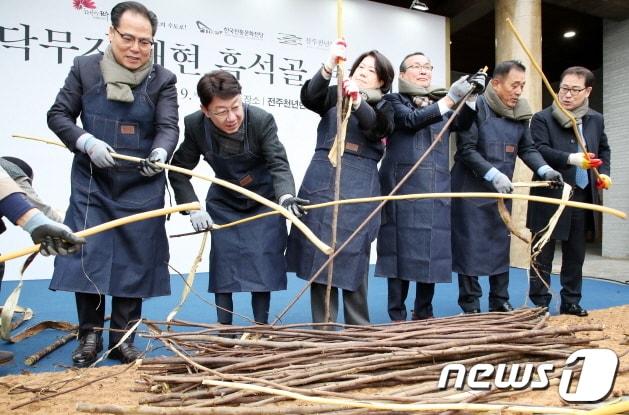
left=375, top=52, right=486, bottom=321
left=526, top=66, right=611, bottom=316
left=451, top=60, right=563, bottom=314
left=48, top=1, right=179, bottom=366
left=169, top=70, right=305, bottom=329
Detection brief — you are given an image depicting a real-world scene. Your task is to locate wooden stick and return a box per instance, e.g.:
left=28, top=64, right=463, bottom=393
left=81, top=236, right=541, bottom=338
left=504, top=18, right=601, bottom=181
left=11, top=134, right=332, bottom=255
left=325, top=0, right=346, bottom=324
left=0, top=202, right=200, bottom=263
left=24, top=331, right=76, bottom=366
left=202, top=379, right=586, bottom=414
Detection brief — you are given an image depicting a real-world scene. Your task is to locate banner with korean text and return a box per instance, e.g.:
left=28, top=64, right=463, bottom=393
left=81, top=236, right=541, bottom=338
left=0, top=0, right=445, bottom=279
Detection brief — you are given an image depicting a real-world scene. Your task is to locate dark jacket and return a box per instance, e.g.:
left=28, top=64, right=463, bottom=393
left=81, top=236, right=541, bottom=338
left=526, top=106, right=611, bottom=239
left=376, top=93, right=475, bottom=283
left=47, top=54, right=179, bottom=157
left=168, top=106, right=295, bottom=204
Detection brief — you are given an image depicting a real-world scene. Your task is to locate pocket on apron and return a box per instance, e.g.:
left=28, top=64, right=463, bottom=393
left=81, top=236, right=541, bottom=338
left=115, top=121, right=140, bottom=150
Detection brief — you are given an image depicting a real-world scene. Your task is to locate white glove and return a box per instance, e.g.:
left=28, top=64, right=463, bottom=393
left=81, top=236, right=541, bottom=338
left=447, top=76, right=473, bottom=103
left=190, top=210, right=213, bottom=232
left=326, top=39, right=346, bottom=72
left=491, top=171, right=514, bottom=194
left=78, top=134, right=115, bottom=168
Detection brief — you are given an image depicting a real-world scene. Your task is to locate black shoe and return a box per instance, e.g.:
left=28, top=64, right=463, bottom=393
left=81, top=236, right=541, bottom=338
left=411, top=312, right=434, bottom=320
left=72, top=332, right=103, bottom=367
left=560, top=304, right=588, bottom=317
left=489, top=302, right=514, bottom=312
left=463, top=309, right=481, bottom=314
left=109, top=342, right=142, bottom=363
left=0, top=350, right=14, bottom=365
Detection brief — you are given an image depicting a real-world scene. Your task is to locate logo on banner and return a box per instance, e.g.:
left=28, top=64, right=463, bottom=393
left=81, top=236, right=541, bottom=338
left=196, top=21, right=223, bottom=36
left=438, top=348, right=619, bottom=403
left=73, top=0, right=96, bottom=10
left=277, top=33, right=302, bottom=46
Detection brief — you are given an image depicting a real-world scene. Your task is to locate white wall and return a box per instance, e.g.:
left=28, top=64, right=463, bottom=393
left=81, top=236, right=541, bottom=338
left=0, top=0, right=446, bottom=279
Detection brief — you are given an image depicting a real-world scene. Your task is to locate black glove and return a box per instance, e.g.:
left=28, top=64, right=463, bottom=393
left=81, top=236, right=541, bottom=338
left=140, top=148, right=167, bottom=177
left=31, top=223, right=86, bottom=256
left=280, top=195, right=310, bottom=218
left=542, top=169, right=564, bottom=189
left=467, top=71, right=488, bottom=94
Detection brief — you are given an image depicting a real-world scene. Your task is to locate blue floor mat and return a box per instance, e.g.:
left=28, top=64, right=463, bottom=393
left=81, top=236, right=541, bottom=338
left=0, top=266, right=627, bottom=375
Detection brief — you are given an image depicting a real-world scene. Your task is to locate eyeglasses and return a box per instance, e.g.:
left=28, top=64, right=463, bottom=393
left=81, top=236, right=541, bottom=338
left=558, top=85, right=586, bottom=95
left=113, top=27, right=154, bottom=50
left=405, top=64, right=433, bottom=72
left=211, top=103, right=242, bottom=119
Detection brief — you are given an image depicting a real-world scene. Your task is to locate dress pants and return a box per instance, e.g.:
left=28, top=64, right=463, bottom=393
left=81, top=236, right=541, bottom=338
left=457, top=272, right=509, bottom=312
left=529, top=187, right=588, bottom=307
left=310, top=269, right=370, bottom=326
left=75, top=292, right=142, bottom=347
left=215, top=291, right=271, bottom=324
left=387, top=278, right=435, bottom=321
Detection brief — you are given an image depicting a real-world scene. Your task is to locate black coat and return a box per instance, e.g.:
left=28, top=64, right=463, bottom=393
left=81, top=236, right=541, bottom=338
left=526, top=106, right=611, bottom=239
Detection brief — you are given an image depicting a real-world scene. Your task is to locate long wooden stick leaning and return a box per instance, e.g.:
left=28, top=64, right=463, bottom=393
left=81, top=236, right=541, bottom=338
left=0, top=202, right=201, bottom=263
left=11, top=133, right=332, bottom=255
left=505, top=18, right=601, bottom=181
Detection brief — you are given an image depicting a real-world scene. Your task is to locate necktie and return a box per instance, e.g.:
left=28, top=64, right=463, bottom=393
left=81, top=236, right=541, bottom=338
left=575, top=123, right=588, bottom=189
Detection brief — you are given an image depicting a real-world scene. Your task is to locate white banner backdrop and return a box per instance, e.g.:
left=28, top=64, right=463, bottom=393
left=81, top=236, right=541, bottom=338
left=0, top=0, right=445, bottom=280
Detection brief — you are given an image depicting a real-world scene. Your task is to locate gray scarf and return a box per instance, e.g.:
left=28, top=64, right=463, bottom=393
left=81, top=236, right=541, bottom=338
left=100, top=45, right=153, bottom=102
left=483, top=82, right=532, bottom=121
left=359, top=88, right=384, bottom=104
left=398, top=77, right=447, bottom=107
left=551, top=98, right=589, bottom=128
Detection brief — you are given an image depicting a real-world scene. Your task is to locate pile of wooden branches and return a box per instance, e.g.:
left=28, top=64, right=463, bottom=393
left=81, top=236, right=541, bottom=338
left=87, top=307, right=606, bottom=414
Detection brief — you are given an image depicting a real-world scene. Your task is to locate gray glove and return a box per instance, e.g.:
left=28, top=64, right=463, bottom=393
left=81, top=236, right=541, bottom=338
left=140, top=148, right=167, bottom=177
left=190, top=210, right=213, bottom=232
left=491, top=171, right=514, bottom=194
left=279, top=194, right=310, bottom=218
left=23, top=212, right=86, bottom=256
left=468, top=71, right=488, bottom=94
left=82, top=135, right=115, bottom=168
left=542, top=169, right=564, bottom=189
left=447, top=76, right=473, bottom=103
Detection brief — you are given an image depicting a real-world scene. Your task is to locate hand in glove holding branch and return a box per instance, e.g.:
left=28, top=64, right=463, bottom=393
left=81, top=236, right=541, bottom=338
left=279, top=194, right=309, bottom=218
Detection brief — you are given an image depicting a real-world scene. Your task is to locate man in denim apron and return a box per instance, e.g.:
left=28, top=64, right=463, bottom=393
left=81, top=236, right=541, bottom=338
left=451, top=60, right=563, bottom=314
left=169, top=71, right=304, bottom=327
left=47, top=1, right=179, bottom=366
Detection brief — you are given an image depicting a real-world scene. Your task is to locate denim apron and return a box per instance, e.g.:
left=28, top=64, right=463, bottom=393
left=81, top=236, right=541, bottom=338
left=50, top=70, right=170, bottom=298
left=286, top=106, right=381, bottom=292
left=451, top=98, right=522, bottom=276
left=376, top=95, right=452, bottom=283
left=202, top=110, right=287, bottom=293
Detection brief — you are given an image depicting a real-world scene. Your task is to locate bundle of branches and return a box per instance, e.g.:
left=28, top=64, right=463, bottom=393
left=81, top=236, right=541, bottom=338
left=111, top=308, right=607, bottom=414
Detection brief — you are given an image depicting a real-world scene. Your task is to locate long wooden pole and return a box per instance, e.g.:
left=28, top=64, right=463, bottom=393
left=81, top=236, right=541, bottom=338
left=11, top=134, right=332, bottom=255
left=0, top=202, right=201, bottom=263
left=505, top=18, right=601, bottom=181
left=324, top=0, right=346, bottom=324
left=171, top=190, right=625, bottom=238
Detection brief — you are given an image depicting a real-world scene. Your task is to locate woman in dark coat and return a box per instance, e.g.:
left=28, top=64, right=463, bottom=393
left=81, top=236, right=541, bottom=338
left=286, top=40, right=394, bottom=325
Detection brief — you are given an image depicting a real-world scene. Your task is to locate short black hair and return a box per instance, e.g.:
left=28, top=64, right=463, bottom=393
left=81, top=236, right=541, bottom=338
left=197, top=70, right=242, bottom=107
left=560, top=66, right=594, bottom=88
left=399, top=52, right=426, bottom=72
left=493, top=60, right=526, bottom=78
left=111, top=1, right=158, bottom=36
left=348, top=50, right=395, bottom=93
